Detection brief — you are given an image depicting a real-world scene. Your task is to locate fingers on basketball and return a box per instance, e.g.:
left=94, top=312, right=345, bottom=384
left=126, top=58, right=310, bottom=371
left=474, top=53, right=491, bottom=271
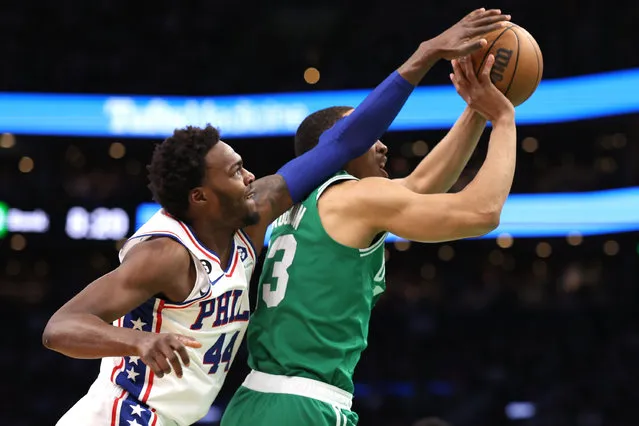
left=479, top=54, right=496, bottom=83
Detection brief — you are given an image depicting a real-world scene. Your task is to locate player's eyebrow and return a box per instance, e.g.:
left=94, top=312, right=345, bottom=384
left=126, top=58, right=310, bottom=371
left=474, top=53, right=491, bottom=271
left=228, top=158, right=243, bottom=173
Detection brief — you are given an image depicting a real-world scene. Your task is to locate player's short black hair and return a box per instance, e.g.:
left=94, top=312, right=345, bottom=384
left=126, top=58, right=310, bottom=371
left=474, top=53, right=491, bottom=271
left=294, top=106, right=353, bottom=156
left=147, top=124, right=220, bottom=222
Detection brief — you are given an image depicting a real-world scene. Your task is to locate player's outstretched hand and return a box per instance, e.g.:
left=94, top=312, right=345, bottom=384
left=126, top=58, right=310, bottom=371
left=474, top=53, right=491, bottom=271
left=428, top=8, right=511, bottom=60
left=136, top=332, right=202, bottom=379
left=450, top=54, right=514, bottom=123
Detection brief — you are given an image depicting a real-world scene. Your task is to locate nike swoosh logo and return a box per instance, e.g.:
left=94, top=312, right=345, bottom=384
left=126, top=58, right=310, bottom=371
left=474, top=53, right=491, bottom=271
left=200, top=287, right=208, bottom=296
left=373, top=285, right=384, bottom=296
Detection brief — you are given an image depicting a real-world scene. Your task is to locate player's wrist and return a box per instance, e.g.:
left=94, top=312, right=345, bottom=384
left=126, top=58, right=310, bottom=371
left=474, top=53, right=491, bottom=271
left=397, top=42, right=440, bottom=85
left=490, top=108, right=515, bottom=127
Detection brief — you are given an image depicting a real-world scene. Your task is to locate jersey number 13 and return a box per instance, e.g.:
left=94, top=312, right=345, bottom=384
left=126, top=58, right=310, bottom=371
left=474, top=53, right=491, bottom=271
left=262, top=234, right=297, bottom=308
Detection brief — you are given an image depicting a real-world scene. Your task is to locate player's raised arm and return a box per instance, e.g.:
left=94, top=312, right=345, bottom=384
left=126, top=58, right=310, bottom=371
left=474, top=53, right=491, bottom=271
left=42, top=238, right=202, bottom=379
left=337, top=55, right=517, bottom=243
left=241, top=9, right=511, bottom=251
left=395, top=107, right=486, bottom=194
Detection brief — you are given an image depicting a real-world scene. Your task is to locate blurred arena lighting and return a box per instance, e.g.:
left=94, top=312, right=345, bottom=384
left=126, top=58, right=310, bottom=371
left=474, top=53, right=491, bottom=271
left=109, top=142, right=126, bottom=159
left=603, top=240, right=619, bottom=256
left=303, top=67, right=320, bottom=84
left=0, top=68, right=638, bottom=138
left=438, top=245, right=455, bottom=261
left=505, top=402, right=536, bottom=420
left=135, top=185, right=639, bottom=245
left=521, top=136, right=539, bottom=153
left=18, top=156, right=34, bottom=173
left=497, top=233, right=514, bottom=249
left=536, top=242, right=552, bottom=258
left=0, top=202, right=7, bottom=237
left=10, top=234, right=26, bottom=251
left=566, top=232, right=583, bottom=246
left=0, top=133, right=15, bottom=148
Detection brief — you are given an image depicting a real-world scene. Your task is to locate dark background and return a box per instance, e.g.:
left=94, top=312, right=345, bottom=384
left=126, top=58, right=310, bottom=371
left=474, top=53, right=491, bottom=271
left=1, top=1, right=638, bottom=425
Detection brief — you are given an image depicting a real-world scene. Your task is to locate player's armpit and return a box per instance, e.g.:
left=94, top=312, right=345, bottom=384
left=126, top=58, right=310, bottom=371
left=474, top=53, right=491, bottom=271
left=241, top=174, right=293, bottom=255
left=344, top=177, right=500, bottom=243
left=42, top=238, right=193, bottom=358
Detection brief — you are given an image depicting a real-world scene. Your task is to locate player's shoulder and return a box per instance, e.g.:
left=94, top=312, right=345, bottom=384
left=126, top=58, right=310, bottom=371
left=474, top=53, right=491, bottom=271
left=318, top=177, right=392, bottom=207
left=322, top=176, right=396, bottom=197
left=122, top=236, right=191, bottom=273
left=319, top=177, right=411, bottom=222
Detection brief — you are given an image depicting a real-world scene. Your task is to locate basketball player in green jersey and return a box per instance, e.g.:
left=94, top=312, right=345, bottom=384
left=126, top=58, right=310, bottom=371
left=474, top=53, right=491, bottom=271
left=222, top=23, right=517, bottom=426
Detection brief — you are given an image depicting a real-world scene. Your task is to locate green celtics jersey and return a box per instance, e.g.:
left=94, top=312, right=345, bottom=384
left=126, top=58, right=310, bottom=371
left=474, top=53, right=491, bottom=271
left=247, top=171, right=387, bottom=394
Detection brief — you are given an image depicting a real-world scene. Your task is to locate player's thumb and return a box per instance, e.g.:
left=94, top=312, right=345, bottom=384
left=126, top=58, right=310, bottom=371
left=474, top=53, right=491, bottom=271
left=176, top=335, right=202, bottom=348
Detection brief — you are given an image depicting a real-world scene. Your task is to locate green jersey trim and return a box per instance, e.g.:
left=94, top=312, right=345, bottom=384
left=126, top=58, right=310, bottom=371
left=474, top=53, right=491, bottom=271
left=315, top=173, right=358, bottom=200
left=359, top=231, right=388, bottom=257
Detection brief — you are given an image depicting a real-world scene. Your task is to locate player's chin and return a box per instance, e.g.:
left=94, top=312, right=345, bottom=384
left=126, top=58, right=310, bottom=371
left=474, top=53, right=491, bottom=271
left=242, top=202, right=260, bottom=226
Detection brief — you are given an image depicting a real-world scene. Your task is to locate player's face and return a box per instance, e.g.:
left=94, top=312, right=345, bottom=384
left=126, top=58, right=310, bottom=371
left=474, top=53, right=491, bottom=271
left=345, top=141, right=389, bottom=179
left=194, top=141, right=259, bottom=227
left=338, top=109, right=389, bottom=179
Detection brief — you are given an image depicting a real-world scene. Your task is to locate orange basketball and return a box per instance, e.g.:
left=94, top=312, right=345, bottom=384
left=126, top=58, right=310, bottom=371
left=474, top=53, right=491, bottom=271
left=470, top=23, right=544, bottom=106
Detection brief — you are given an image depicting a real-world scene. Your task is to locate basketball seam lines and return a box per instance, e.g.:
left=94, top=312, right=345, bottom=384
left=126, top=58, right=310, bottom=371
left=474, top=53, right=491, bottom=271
left=475, top=25, right=513, bottom=78
left=503, top=29, right=520, bottom=98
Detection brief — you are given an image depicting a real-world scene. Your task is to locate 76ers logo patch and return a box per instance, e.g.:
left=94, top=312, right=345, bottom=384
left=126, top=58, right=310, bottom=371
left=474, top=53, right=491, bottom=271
left=200, top=259, right=213, bottom=274
left=237, top=246, right=248, bottom=262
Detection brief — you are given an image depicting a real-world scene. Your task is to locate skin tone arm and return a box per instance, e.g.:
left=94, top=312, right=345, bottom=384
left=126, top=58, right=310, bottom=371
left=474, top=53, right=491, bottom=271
left=42, top=238, right=202, bottom=378
left=319, top=54, right=517, bottom=247
left=242, top=9, right=511, bottom=253
left=394, top=107, right=487, bottom=195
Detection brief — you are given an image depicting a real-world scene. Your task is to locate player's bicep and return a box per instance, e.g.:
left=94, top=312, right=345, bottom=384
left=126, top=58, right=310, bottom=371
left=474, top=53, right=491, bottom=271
left=55, top=238, right=189, bottom=323
left=242, top=174, right=293, bottom=255
left=353, top=178, right=498, bottom=243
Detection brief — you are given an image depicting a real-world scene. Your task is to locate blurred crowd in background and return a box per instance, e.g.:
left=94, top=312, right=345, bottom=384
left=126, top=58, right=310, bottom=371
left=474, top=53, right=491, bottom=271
left=1, top=1, right=638, bottom=425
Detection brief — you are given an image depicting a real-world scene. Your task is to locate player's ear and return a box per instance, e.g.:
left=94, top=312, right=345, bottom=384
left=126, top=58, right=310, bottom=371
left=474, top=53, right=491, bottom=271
left=190, top=187, right=207, bottom=204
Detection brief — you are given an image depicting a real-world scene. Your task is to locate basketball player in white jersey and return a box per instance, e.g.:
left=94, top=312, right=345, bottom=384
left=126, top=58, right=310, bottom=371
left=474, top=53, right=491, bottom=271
left=42, top=9, right=510, bottom=425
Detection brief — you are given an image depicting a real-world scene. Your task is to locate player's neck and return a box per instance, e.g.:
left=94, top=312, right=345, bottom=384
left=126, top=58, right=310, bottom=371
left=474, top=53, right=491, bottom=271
left=189, top=220, right=236, bottom=268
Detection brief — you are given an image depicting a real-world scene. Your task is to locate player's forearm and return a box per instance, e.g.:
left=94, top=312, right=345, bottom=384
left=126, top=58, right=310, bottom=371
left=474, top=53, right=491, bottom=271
left=400, top=107, right=486, bottom=194
left=278, top=71, right=414, bottom=202
left=43, top=313, right=141, bottom=359
left=459, top=113, right=516, bottom=222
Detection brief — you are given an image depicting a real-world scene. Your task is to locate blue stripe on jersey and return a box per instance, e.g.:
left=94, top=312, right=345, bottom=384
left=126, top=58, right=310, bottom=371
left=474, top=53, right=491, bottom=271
left=238, top=229, right=257, bottom=257
left=117, top=393, right=155, bottom=426
left=115, top=298, right=155, bottom=399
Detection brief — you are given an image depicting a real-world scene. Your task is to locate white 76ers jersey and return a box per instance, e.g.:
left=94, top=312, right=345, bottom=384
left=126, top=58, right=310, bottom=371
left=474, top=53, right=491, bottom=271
left=93, top=210, right=256, bottom=426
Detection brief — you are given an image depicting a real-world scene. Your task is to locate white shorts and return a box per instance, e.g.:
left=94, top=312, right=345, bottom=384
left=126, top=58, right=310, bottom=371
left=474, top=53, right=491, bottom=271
left=56, top=380, right=178, bottom=426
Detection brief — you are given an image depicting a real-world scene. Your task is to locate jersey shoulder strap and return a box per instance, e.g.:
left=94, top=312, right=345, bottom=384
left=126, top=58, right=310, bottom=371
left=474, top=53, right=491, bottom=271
left=315, top=171, right=358, bottom=201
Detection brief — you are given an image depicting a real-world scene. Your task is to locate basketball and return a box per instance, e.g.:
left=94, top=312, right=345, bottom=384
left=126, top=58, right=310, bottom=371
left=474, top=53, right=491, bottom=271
left=471, top=23, right=544, bottom=106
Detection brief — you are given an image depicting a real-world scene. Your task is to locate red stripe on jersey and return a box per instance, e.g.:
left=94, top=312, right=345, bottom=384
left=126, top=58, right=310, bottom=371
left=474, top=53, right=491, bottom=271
left=142, top=300, right=165, bottom=403
left=110, top=388, right=127, bottom=426
left=225, top=251, right=240, bottom=277
left=177, top=221, right=221, bottom=264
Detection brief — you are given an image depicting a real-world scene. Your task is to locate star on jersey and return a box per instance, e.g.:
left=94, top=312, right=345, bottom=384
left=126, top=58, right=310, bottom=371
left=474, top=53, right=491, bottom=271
left=128, top=356, right=140, bottom=365
left=130, top=317, right=147, bottom=331
left=130, top=403, right=146, bottom=417
left=126, top=367, right=140, bottom=382
left=127, top=419, right=142, bottom=426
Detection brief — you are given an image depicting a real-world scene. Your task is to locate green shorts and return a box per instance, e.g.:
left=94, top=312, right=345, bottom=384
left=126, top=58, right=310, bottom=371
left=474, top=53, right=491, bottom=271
left=221, top=372, right=358, bottom=426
